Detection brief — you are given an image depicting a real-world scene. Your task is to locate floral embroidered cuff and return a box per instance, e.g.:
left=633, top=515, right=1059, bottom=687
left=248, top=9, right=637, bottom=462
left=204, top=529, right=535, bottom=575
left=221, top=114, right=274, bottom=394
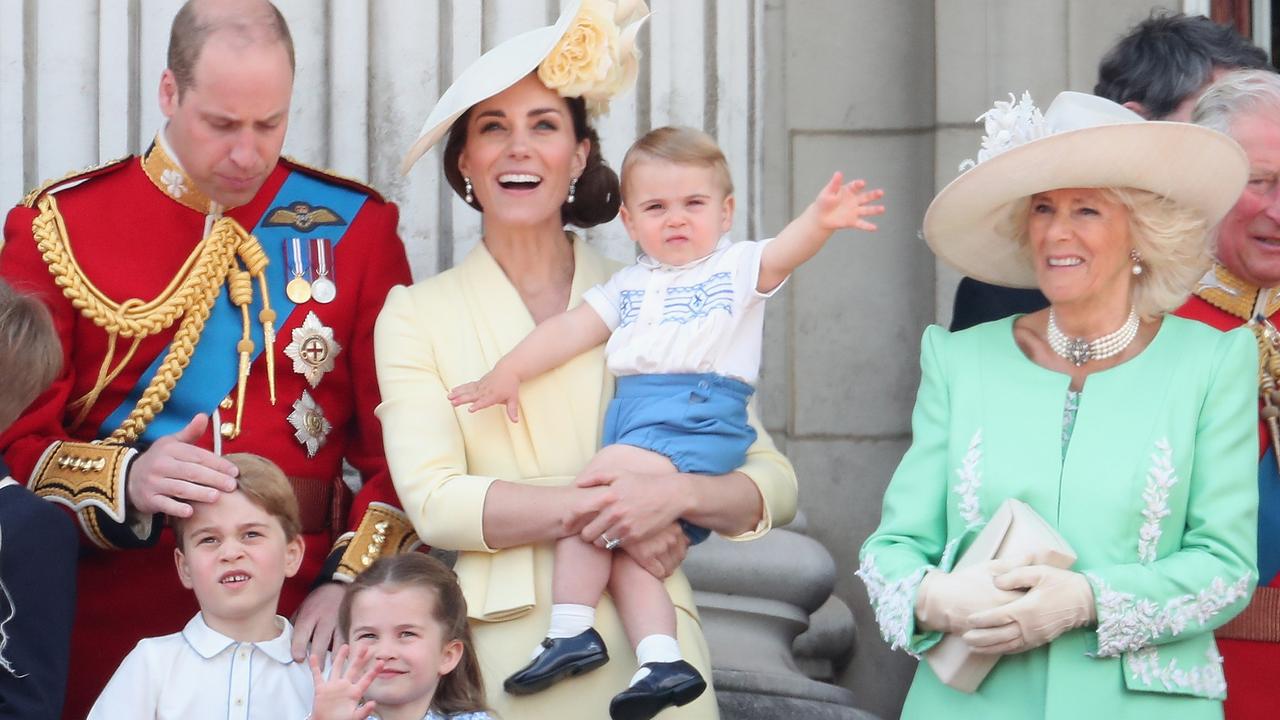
left=1087, top=571, right=1253, bottom=657
left=857, top=554, right=935, bottom=657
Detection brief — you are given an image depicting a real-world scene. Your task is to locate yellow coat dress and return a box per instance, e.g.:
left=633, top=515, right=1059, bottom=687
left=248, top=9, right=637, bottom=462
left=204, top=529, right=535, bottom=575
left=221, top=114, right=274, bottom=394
left=374, top=237, right=798, bottom=719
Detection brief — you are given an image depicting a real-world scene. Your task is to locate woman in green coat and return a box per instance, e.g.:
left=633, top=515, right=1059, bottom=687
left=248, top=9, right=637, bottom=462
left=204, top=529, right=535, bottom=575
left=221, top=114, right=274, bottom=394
left=859, top=91, right=1258, bottom=719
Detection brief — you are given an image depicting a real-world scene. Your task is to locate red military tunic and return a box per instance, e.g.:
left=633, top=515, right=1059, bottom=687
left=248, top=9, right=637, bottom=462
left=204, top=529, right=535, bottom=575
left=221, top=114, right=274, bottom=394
left=1177, top=263, right=1279, bottom=720
left=0, top=138, right=419, bottom=719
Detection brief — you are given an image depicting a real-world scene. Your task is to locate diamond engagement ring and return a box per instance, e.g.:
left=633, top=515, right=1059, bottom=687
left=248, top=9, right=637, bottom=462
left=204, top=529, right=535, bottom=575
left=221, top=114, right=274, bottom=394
left=601, top=534, right=621, bottom=550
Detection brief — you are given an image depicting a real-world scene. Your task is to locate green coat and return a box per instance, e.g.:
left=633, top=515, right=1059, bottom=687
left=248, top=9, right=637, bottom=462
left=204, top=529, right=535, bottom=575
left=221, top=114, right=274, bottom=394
left=859, top=316, right=1259, bottom=719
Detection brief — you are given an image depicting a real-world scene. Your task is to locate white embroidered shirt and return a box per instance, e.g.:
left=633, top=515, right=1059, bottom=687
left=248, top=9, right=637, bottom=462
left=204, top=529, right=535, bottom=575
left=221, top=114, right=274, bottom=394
left=582, top=236, right=784, bottom=384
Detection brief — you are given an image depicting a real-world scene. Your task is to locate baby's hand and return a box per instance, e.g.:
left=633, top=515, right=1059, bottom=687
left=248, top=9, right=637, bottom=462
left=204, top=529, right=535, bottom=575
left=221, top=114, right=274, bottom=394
left=812, top=171, right=885, bottom=232
left=309, top=644, right=381, bottom=720
left=448, top=366, right=521, bottom=422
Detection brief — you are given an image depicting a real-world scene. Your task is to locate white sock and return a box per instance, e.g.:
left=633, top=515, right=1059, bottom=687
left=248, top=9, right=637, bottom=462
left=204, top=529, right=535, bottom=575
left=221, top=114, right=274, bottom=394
left=630, top=634, right=682, bottom=686
left=530, top=604, right=596, bottom=659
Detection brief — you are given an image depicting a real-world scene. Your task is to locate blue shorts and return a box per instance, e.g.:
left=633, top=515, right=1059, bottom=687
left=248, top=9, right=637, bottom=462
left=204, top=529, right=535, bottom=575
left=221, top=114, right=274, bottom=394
left=602, top=373, right=757, bottom=544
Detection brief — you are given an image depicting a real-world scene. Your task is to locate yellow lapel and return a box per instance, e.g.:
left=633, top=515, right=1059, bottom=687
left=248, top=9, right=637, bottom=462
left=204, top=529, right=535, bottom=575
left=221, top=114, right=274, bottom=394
left=454, top=235, right=617, bottom=480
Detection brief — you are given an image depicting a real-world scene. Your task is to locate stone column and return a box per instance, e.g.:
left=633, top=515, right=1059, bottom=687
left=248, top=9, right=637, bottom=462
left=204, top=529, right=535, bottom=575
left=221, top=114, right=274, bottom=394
left=685, top=512, right=879, bottom=720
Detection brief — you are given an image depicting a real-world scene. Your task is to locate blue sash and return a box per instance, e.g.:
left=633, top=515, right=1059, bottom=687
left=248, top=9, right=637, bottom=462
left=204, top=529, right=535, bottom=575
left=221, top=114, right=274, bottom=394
left=99, top=171, right=368, bottom=443
left=1259, top=447, right=1280, bottom=586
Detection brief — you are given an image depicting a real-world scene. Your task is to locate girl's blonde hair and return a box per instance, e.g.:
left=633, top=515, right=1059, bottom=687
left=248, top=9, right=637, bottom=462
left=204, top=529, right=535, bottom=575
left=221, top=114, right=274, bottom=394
left=1004, top=187, right=1210, bottom=319
left=338, top=553, right=489, bottom=715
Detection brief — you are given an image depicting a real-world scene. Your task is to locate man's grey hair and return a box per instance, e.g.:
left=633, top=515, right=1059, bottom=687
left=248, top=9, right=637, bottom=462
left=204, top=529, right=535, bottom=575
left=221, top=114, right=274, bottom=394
left=1193, top=69, right=1280, bottom=135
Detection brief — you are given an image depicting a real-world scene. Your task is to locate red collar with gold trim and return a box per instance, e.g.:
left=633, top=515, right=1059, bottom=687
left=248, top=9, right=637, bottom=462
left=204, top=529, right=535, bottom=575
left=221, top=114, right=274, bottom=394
left=140, top=135, right=216, bottom=215
left=1193, top=263, right=1280, bottom=323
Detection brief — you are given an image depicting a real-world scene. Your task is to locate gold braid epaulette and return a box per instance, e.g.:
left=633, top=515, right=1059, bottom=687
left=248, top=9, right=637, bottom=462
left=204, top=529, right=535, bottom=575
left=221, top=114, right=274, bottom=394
left=32, top=194, right=270, bottom=443
left=21, top=156, right=132, bottom=208
left=281, top=156, right=385, bottom=203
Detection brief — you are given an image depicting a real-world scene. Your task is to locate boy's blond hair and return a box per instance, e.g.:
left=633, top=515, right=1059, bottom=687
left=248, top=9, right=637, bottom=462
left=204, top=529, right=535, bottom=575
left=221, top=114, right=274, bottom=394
left=0, top=280, right=61, bottom=433
left=620, top=126, right=734, bottom=199
left=171, top=453, right=301, bottom=548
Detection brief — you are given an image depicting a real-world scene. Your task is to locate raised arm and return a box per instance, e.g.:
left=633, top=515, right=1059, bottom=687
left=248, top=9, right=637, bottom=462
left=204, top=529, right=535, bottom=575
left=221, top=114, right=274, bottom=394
left=757, top=172, right=885, bottom=293
left=449, top=303, right=610, bottom=421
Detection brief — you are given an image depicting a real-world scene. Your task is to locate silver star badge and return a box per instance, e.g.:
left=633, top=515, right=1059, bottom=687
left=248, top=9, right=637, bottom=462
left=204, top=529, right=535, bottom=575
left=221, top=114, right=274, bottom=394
left=287, top=390, right=332, bottom=457
left=284, top=311, right=342, bottom=388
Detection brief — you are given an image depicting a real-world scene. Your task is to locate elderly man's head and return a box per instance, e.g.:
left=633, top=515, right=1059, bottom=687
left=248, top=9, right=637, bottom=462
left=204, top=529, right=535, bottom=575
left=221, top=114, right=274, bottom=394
left=1095, top=12, right=1270, bottom=121
left=1194, top=70, right=1280, bottom=287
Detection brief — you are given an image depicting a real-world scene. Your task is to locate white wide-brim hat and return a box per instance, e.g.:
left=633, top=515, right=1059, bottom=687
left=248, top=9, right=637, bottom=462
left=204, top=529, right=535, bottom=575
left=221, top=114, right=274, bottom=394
left=923, top=91, right=1248, bottom=288
left=400, top=0, right=649, bottom=176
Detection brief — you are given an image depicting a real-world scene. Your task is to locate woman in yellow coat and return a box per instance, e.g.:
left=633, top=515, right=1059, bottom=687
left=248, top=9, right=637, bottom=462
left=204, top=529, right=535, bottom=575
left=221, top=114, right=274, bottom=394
left=373, top=3, right=798, bottom=718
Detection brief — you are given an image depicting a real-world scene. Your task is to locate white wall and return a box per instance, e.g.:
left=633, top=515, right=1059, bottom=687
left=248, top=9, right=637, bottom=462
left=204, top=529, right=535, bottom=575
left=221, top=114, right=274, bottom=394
left=0, top=0, right=765, bottom=280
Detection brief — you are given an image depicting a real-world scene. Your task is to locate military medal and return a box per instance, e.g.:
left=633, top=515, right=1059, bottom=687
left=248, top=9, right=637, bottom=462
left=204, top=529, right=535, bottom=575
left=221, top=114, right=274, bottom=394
left=287, top=390, right=332, bottom=457
left=284, top=311, right=342, bottom=388
left=284, top=237, right=312, bottom=303
left=311, top=238, right=336, bottom=304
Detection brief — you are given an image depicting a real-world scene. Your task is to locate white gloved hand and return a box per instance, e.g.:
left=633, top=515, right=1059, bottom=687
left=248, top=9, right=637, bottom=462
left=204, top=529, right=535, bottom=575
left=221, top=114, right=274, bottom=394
left=914, top=559, right=1028, bottom=634
left=961, top=565, right=1096, bottom=655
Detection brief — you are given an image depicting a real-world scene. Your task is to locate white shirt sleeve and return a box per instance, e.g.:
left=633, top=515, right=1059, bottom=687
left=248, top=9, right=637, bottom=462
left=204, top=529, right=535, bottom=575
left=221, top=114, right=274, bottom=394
left=86, top=641, right=161, bottom=719
left=582, top=265, right=631, bottom=331
left=735, top=237, right=786, bottom=302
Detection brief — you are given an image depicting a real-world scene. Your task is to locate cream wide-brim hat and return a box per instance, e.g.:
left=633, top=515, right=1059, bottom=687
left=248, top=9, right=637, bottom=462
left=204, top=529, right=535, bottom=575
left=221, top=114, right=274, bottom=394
left=923, top=91, right=1248, bottom=288
left=399, top=1, right=583, bottom=175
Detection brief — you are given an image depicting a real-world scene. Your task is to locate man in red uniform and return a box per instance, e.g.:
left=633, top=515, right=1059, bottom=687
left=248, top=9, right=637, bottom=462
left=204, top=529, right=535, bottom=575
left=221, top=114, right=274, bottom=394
left=0, top=1, right=418, bottom=716
left=1177, top=70, right=1280, bottom=720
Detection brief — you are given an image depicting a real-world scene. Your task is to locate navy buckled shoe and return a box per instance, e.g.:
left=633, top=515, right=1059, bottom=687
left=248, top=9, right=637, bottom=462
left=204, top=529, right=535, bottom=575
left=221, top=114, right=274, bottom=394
left=608, top=660, right=707, bottom=720
left=503, top=628, right=610, bottom=695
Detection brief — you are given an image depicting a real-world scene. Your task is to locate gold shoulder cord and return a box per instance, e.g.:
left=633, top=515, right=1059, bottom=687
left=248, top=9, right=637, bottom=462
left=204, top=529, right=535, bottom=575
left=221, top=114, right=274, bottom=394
left=33, top=194, right=277, bottom=444
left=1254, top=323, right=1280, bottom=466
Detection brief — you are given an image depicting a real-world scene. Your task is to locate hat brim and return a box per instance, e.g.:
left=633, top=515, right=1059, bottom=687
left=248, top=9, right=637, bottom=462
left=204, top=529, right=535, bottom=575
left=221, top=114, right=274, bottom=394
left=923, top=122, right=1248, bottom=288
left=399, top=0, right=583, bottom=175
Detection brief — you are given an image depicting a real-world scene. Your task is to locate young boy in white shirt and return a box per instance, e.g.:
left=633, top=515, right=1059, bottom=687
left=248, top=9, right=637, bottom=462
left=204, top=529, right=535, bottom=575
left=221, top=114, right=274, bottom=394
left=88, top=453, right=314, bottom=719
left=450, top=126, right=884, bottom=720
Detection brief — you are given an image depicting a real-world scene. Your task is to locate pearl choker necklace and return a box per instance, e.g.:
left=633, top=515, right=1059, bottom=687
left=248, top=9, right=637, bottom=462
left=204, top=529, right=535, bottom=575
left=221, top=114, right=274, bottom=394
left=1047, top=307, right=1140, bottom=367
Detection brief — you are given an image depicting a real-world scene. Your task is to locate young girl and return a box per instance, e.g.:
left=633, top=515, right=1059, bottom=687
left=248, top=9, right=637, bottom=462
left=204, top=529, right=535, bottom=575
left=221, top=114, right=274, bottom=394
left=309, top=554, right=495, bottom=720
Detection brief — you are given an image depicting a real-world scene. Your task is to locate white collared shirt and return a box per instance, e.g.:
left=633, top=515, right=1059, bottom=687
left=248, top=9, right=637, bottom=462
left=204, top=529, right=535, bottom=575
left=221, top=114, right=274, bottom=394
left=582, top=237, right=784, bottom=384
left=88, top=613, right=313, bottom=720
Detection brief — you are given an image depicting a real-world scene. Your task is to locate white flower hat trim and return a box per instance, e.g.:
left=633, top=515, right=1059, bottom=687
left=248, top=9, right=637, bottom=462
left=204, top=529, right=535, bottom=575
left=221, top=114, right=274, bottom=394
left=1089, top=572, right=1252, bottom=657
left=1125, top=645, right=1227, bottom=699
left=856, top=555, right=928, bottom=657
left=1137, top=439, right=1178, bottom=564
left=953, top=429, right=983, bottom=530
left=958, top=92, right=1049, bottom=172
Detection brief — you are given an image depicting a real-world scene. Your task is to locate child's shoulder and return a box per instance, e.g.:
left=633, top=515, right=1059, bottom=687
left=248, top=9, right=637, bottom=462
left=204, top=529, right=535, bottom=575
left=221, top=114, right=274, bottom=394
left=427, top=711, right=497, bottom=720
left=107, top=628, right=188, bottom=681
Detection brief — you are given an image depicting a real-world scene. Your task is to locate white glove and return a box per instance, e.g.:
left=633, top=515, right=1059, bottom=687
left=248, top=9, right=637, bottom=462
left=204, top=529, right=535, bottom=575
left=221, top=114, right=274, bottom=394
left=914, top=559, right=1028, bottom=634
left=961, top=565, right=1096, bottom=654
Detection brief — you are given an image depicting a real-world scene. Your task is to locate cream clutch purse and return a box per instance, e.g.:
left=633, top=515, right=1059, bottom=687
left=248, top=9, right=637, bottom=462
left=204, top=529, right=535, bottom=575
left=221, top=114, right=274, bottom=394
left=924, top=498, right=1077, bottom=693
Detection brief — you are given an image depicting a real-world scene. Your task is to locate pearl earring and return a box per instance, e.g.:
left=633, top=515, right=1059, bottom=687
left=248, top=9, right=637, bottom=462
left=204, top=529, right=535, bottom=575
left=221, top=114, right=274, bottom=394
left=1130, top=249, right=1143, bottom=276
left=568, top=177, right=578, bottom=204
left=464, top=177, right=473, bottom=205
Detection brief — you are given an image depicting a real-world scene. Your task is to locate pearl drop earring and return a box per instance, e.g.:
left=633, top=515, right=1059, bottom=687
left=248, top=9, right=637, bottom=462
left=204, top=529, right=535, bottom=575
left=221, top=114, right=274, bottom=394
left=464, top=177, right=473, bottom=205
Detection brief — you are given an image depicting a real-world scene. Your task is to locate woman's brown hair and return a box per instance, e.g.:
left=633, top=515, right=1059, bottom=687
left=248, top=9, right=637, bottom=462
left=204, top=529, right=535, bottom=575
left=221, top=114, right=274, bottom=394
left=443, top=79, right=621, bottom=229
left=338, top=553, right=489, bottom=715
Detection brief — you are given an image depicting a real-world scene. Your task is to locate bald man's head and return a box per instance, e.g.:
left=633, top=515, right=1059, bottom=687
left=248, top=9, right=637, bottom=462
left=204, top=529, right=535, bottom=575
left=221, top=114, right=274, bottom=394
left=167, top=0, right=295, bottom=99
